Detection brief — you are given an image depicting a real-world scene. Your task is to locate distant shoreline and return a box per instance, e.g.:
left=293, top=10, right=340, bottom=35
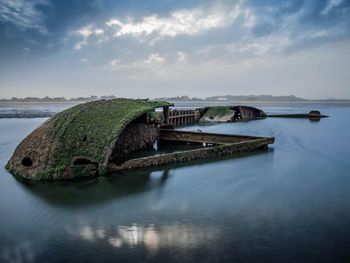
left=1, top=99, right=350, bottom=106
left=163, top=100, right=350, bottom=103
left=0, top=95, right=349, bottom=104
left=0, top=101, right=82, bottom=104
left=1, top=99, right=349, bottom=119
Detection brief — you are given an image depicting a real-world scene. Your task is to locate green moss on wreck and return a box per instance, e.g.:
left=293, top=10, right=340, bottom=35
left=203, top=106, right=232, bottom=117
left=200, top=105, right=267, bottom=123
left=6, top=99, right=171, bottom=180
left=199, top=106, right=234, bottom=123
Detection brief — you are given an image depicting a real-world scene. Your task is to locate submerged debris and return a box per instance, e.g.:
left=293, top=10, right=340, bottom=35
left=268, top=110, right=329, bottom=120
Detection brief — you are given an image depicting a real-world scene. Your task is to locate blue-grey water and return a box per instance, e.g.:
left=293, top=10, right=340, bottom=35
left=0, top=102, right=350, bottom=263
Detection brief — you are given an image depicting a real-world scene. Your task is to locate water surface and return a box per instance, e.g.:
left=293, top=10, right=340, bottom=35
left=0, top=103, right=350, bottom=263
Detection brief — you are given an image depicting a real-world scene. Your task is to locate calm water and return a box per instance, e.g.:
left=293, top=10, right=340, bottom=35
left=0, top=103, right=350, bottom=263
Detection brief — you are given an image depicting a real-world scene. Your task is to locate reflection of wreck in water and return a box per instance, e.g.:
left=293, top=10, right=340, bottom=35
left=16, top=168, right=174, bottom=207
left=6, top=99, right=274, bottom=181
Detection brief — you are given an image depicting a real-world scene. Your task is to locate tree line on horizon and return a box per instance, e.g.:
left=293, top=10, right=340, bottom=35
left=155, top=95, right=307, bottom=101
left=0, top=95, right=117, bottom=102
left=0, top=94, right=346, bottom=102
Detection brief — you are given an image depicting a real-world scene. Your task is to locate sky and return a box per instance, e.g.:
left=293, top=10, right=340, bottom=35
left=0, top=0, right=349, bottom=99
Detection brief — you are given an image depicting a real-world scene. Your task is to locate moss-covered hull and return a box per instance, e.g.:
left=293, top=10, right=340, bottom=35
left=6, top=99, right=171, bottom=180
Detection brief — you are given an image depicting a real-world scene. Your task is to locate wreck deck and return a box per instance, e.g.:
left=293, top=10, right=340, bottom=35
left=159, top=129, right=268, bottom=145
left=107, top=129, right=274, bottom=173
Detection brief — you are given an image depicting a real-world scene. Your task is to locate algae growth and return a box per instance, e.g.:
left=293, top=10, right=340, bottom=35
left=6, top=99, right=171, bottom=180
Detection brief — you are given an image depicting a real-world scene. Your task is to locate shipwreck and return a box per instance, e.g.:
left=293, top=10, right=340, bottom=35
left=6, top=99, right=274, bottom=181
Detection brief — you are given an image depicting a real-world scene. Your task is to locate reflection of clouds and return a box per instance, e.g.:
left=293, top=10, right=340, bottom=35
left=80, top=225, right=94, bottom=241
left=108, top=237, right=123, bottom=248
left=118, top=224, right=139, bottom=246
left=143, top=226, right=160, bottom=252
left=79, top=222, right=220, bottom=253
left=1, top=240, right=37, bottom=263
left=96, top=228, right=106, bottom=239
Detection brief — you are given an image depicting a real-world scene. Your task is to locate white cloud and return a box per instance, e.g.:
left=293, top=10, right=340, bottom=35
left=242, top=8, right=256, bottom=29
left=143, top=53, right=164, bottom=64
left=109, top=59, right=120, bottom=66
left=67, top=0, right=350, bottom=64
left=0, top=0, right=50, bottom=33
left=74, top=42, right=85, bottom=50
left=239, top=35, right=291, bottom=56
left=76, top=26, right=94, bottom=38
left=106, top=19, right=122, bottom=27
left=68, top=4, right=244, bottom=50
left=97, top=54, right=166, bottom=75
left=72, top=25, right=93, bottom=50
left=71, top=25, right=106, bottom=50
left=177, top=51, right=187, bottom=63
left=321, top=0, right=343, bottom=15
left=94, top=28, right=104, bottom=35
left=105, top=5, right=242, bottom=42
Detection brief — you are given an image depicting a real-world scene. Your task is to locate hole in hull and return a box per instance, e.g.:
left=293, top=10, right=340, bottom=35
left=73, top=158, right=93, bottom=165
left=21, top=157, right=33, bottom=167
left=71, top=157, right=99, bottom=177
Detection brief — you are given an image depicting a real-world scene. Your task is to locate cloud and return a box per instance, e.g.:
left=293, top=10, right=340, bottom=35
left=105, top=5, right=242, bottom=42
left=1, top=0, right=350, bottom=99
left=70, top=25, right=106, bottom=50
left=0, top=0, right=50, bottom=33
left=66, top=0, right=350, bottom=62
left=143, top=53, right=164, bottom=64
left=104, top=54, right=165, bottom=71
left=177, top=51, right=187, bottom=63
left=94, top=28, right=104, bottom=35
left=321, top=0, right=343, bottom=15
left=109, top=59, right=120, bottom=66
left=96, top=53, right=168, bottom=81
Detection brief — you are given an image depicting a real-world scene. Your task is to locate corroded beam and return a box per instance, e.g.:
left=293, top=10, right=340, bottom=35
left=107, top=136, right=274, bottom=173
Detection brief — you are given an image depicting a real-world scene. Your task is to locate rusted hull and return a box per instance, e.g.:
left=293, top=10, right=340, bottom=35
left=159, top=129, right=267, bottom=144
left=107, top=130, right=274, bottom=173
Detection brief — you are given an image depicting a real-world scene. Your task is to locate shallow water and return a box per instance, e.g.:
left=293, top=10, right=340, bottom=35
left=0, top=103, right=350, bottom=263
